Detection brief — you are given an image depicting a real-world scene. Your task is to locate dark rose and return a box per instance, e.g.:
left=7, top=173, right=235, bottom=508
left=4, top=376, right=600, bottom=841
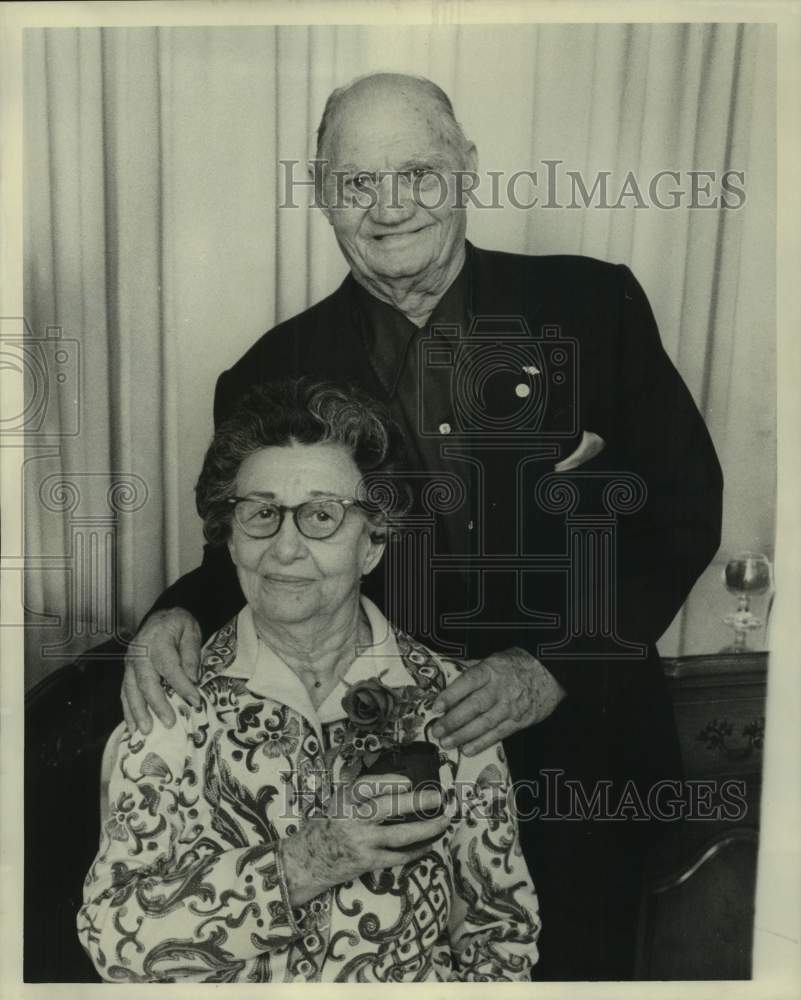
left=342, top=679, right=398, bottom=732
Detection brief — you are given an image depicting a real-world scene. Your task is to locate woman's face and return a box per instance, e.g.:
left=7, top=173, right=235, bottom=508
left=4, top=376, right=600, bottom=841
left=227, top=440, right=385, bottom=630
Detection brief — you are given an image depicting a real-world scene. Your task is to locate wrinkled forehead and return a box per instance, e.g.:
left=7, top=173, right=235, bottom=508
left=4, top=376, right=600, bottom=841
left=325, top=88, right=464, bottom=171
left=235, top=442, right=363, bottom=501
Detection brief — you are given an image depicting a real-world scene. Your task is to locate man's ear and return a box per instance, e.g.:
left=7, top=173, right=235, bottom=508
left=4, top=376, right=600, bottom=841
left=463, top=141, right=478, bottom=175
left=309, top=161, right=334, bottom=225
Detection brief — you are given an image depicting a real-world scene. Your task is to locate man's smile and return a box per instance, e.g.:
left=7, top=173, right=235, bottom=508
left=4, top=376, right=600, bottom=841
left=370, top=226, right=431, bottom=242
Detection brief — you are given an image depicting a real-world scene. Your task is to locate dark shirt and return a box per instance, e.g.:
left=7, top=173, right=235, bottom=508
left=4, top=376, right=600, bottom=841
left=351, top=262, right=480, bottom=562
left=349, top=262, right=575, bottom=658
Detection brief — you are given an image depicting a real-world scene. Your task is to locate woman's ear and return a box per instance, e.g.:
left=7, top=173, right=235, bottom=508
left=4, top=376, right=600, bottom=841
left=360, top=522, right=387, bottom=577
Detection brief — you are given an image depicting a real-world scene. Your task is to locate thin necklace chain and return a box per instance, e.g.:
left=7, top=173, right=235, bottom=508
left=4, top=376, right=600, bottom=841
left=254, top=609, right=372, bottom=691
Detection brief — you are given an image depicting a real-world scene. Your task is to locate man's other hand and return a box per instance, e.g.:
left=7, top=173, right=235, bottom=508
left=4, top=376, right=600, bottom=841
left=122, top=609, right=202, bottom=734
left=430, top=648, right=566, bottom=755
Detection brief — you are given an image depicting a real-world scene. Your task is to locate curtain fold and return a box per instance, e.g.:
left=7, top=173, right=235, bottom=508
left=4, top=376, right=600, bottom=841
left=23, top=23, right=775, bottom=685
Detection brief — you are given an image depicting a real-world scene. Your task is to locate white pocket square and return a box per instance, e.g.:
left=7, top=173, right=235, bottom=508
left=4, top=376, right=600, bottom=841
left=554, top=430, right=606, bottom=472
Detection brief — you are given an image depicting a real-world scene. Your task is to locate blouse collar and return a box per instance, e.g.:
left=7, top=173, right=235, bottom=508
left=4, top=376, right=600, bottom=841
left=209, top=597, right=418, bottom=742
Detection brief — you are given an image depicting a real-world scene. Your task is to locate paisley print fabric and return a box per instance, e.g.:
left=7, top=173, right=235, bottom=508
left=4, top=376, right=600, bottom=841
left=78, top=598, right=540, bottom=982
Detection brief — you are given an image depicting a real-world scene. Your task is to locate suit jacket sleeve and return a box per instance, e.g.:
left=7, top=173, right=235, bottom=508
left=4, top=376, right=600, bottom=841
left=539, top=264, right=723, bottom=693
left=610, top=264, right=723, bottom=642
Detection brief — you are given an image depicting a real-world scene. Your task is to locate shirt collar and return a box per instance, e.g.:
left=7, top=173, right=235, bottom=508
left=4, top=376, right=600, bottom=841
left=207, top=597, right=418, bottom=741
left=353, top=254, right=470, bottom=399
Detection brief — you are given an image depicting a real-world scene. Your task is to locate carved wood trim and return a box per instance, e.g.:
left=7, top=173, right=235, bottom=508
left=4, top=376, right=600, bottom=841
left=663, top=651, right=768, bottom=682
left=650, top=827, right=759, bottom=895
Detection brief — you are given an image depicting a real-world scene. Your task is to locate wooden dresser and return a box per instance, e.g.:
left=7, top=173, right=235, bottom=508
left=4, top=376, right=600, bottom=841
left=636, top=651, right=768, bottom=980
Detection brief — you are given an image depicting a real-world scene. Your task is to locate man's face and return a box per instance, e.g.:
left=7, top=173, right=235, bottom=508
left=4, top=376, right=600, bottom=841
left=319, top=83, right=476, bottom=291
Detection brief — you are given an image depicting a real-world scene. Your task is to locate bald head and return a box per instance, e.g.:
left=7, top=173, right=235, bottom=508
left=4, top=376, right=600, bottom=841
left=315, top=73, right=471, bottom=166
left=312, top=72, right=477, bottom=313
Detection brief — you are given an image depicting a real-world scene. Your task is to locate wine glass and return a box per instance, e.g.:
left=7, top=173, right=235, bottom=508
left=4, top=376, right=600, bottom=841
left=722, top=552, right=772, bottom=652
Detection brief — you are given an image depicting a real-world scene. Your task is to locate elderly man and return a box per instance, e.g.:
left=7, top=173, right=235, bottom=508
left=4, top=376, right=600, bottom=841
left=123, top=73, right=722, bottom=980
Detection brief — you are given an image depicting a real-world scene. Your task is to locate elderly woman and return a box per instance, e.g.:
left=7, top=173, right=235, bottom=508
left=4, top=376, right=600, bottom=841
left=78, top=379, right=539, bottom=983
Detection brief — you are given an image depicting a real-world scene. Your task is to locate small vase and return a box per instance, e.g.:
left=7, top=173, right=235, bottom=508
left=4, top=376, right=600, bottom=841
left=360, top=740, right=443, bottom=849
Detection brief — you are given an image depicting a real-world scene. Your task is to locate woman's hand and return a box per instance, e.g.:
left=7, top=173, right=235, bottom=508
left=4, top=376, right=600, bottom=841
left=280, top=774, right=452, bottom=907
left=122, top=609, right=203, bottom=734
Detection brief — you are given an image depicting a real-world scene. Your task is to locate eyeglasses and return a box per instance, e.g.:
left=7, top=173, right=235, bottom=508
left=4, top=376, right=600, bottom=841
left=227, top=496, right=367, bottom=540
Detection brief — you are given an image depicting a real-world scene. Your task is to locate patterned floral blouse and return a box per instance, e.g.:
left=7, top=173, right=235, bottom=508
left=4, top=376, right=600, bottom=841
left=78, top=597, right=540, bottom=983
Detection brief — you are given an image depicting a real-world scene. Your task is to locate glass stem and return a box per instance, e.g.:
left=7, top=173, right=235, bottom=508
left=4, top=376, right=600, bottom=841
left=731, top=595, right=750, bottom=651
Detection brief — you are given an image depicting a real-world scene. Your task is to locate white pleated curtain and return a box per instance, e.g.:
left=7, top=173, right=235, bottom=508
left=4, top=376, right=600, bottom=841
left=23, top=24, right=775, bottom=685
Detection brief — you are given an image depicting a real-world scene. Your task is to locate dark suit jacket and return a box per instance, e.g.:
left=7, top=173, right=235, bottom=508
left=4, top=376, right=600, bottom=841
left=151, top=242, right=722, bottom=793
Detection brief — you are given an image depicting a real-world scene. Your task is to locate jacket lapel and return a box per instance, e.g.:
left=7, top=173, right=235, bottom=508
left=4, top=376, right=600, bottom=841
left=466, top=244, right=575, bottom=441
left=323, top=275, right=390, bottom=400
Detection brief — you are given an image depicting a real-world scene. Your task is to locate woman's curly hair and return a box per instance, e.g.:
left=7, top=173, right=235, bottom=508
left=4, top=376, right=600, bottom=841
left=195, top=378, right=412, bottom=545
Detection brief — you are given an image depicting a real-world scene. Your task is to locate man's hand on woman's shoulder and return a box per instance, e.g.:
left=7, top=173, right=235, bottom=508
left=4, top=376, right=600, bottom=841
left=121, top=608, right=203, bottom=734
left=430, top=648, right=566, bottom=756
